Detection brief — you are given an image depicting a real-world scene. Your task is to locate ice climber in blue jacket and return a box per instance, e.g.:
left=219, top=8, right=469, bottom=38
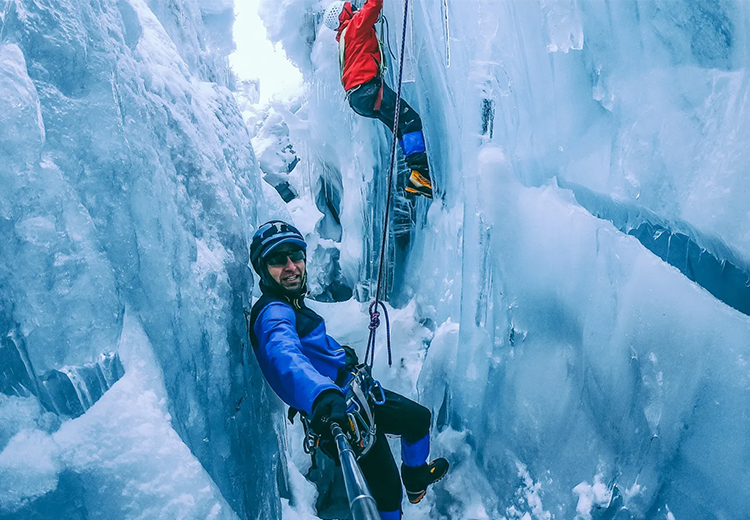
left=247, top=220, right=448, bottom=519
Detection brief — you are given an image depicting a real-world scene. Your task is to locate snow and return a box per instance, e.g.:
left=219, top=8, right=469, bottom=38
left=0, top=313, right=238, bottom=518
left=573, top=474, right=612, bottom=520
left=0, top=429, right=61, bottom=511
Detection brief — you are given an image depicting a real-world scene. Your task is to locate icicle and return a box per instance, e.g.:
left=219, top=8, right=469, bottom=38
left=442, top=0, right=451, bottom=68
left=60, top=366, right=93, bottom=411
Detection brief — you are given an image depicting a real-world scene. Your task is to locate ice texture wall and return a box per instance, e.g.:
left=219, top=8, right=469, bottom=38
left=0, top=0, right=284, bottom=518
left=260, top=0, right=750, bottom=518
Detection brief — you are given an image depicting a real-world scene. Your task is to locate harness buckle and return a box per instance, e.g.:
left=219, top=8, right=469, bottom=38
left=300, top=365, right=382, bottom=460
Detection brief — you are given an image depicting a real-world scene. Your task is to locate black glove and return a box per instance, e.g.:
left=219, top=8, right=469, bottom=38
left=311, top=389, right=349, bottom=438
left=342, top=345, right=359, bottom=367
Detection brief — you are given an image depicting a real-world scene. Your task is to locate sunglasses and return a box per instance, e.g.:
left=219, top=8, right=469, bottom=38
left=265, top=249, right=305, bottom=267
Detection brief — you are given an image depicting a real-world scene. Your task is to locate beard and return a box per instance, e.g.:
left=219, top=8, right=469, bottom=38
left=262, top=269, right=308, bottom=299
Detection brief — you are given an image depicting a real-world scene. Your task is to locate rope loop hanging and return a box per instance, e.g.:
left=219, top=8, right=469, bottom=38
left=366, top=301, right=392, bottom=367
left=365, top=0, right=411, bottom=369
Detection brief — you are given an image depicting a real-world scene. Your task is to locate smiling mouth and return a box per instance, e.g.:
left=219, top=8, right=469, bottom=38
left=282, top=274, right=301, bottom=285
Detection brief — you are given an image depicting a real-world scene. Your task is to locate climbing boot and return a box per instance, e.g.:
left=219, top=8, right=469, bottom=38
left=405, top=170, right=433, bottom=199
left=401, top=458, right=449, bottom=504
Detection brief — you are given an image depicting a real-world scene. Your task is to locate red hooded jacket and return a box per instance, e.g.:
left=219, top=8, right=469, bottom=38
left=335, top=0, right=383, bottom=92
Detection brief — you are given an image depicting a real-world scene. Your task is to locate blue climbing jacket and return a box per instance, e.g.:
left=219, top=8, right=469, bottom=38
left=249, top=292, right=346, bottom=416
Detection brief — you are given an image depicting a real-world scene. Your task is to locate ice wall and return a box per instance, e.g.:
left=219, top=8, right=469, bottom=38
left=0, top=0, right=284, bottom=518
left=260, top=0, right=750, bottom=518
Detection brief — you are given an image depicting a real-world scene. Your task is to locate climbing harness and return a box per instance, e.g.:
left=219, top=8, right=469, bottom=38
left=364, top=0, right=411, bottom=370
left=302, top=364, right=385, bottom=460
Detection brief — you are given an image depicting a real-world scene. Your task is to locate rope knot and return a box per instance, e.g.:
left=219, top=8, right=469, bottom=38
left=369, top=311, right=381, bottom=330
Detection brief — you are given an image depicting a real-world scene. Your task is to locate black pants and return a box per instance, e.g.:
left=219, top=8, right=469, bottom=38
left=357, top=389, right=431, bottom=513
left=348, top=77, right=429, bottom=176
left=348, top=76, right=422, bottom=137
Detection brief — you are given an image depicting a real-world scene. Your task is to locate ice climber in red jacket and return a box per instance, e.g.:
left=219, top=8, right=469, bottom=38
left=323, top=0, right=434, bottom=199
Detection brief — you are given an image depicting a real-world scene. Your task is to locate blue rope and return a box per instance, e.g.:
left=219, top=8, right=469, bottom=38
left=365, top=0, right=410, bottom=369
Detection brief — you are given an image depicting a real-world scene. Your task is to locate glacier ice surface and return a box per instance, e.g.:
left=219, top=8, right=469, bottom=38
left=257, top=0, right=750, bottom=518
left=1, top=0, right=283, bottom=517
left=3, top=0, right=750, bottom=519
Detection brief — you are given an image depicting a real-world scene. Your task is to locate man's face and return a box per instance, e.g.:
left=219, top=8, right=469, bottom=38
left=265, top=246, right=306, bottom=292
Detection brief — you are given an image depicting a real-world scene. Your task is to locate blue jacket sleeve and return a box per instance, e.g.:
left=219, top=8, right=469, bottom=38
left=253, top=302, right=341, bottom=415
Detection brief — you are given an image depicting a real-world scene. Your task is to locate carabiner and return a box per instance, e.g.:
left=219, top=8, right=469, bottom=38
left=370, top=380, right=386, bottom=405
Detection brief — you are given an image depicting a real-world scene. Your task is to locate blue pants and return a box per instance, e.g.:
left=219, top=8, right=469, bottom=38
left=357, top=389, right=431, bottom=518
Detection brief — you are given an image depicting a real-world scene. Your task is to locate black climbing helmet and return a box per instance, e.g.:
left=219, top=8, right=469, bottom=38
left=250, top=220, right=307, bottom=276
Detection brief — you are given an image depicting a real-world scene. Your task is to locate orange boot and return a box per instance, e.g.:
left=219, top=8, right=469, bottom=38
left=405, top=170, right=433, bottom=199
left=401, top=458, right=449, bottom=503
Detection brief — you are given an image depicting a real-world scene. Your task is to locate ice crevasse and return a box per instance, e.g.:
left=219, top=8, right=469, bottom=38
left=0, top=0, right=280, bottom=518
left=1, top=0, right=750, bottom=520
